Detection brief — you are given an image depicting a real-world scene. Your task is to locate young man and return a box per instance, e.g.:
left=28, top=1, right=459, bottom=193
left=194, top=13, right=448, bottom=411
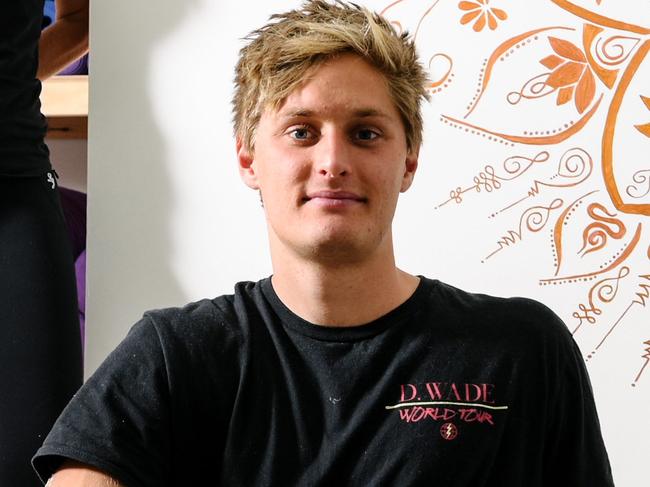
left=35, top=1, right=614, bottom=485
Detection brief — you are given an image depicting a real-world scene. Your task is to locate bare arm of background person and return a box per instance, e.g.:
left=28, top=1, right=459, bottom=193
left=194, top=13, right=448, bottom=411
left=46, top=461, right=124, bottom=487
left=37, top=0, right=89, bottom=80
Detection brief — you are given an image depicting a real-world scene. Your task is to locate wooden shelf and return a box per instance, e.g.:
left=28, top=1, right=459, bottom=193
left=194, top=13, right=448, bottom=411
left=40, top=75, right=88, bottom=139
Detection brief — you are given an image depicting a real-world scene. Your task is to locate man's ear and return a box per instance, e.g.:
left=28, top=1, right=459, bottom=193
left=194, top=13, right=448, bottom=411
left=400, top=146, right=419, bottom=193
left=236, top=138, right=259, bottom=190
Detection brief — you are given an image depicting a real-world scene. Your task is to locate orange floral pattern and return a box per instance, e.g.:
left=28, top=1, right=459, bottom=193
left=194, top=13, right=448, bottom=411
left=540, top=37, right=597, bottom=113
left=381, top=0, right=650, bottom=393
left=458, top=0, right=507, bottom=32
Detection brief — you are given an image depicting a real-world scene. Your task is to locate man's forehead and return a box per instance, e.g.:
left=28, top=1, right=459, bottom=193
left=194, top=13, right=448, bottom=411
left=260, top=53, right=400, bottom=120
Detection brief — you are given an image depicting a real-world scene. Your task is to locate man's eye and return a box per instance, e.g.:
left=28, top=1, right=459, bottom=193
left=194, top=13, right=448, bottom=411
left=356, top=129, right=379, bottom=141
left=289, top=127, right=312, bottom=140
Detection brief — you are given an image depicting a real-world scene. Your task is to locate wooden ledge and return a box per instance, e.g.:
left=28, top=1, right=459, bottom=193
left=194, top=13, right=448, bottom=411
left=40, top=75, right=88, bottom=139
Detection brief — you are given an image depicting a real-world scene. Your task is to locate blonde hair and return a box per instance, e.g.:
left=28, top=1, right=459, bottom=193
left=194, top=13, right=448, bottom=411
left=233, top=0, right=429, bottom=152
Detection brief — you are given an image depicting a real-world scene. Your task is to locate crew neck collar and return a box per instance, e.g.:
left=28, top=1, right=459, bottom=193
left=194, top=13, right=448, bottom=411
left=260, top=275, right=434, bottom=342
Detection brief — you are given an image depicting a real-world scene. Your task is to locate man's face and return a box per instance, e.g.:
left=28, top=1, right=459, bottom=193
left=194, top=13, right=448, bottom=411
left=238, top=53, right=418, bottom=264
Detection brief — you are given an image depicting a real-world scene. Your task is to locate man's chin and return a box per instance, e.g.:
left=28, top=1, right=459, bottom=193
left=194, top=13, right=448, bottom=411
left=297, top=233, right=378, bottom=265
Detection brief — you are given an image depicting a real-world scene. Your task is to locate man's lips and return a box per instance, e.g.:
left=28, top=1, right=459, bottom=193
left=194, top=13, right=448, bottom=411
left=303, top=191, right=367, bottom=203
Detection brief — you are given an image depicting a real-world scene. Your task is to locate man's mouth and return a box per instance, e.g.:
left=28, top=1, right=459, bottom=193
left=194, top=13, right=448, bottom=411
left=303, top=191, right=367, bottom=203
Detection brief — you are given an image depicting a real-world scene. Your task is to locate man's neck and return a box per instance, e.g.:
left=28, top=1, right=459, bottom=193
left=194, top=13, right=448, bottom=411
left=270, top=242, right=420, bottom=327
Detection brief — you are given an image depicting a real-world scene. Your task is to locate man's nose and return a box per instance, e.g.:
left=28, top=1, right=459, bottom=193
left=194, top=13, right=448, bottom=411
left=314, top=130, right=351, bottom=178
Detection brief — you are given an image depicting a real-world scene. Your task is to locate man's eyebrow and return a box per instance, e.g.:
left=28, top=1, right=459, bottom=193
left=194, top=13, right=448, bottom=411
left=279, top=109, right=313, bottom=119
left=278, top=108, right=392, bottom=119
left=351, top=108, right=392, bottom=118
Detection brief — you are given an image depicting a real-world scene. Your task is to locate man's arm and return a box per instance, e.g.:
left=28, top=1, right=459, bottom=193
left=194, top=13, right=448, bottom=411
left=32, top=316, right=173, bottom=486
left=46, top=461, right=124, bottom=487
left=38, top=0, right=89, bottom=80
left=542, top=328, right=614, bottom=485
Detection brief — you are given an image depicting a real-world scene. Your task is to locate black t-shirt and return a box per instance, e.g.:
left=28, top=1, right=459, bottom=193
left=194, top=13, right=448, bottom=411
left=33, top=277, right=614, bottom=486
left=0, top=0, right=50, bottom=177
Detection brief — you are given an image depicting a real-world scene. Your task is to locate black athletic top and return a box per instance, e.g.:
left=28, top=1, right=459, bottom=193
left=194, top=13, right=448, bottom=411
left=0, top=0, right=50, bottom=177
left=33, top=277, right=614, bottom=486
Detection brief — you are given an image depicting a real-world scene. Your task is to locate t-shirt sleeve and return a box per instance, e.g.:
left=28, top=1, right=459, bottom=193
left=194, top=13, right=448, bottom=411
left=32, top=315, right=172, bottom=487
left=542, top=326, right=615, bottom=486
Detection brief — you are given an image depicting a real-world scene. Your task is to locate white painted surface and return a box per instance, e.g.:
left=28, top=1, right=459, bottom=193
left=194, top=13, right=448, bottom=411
left=48, top=138, right=87, bottom=192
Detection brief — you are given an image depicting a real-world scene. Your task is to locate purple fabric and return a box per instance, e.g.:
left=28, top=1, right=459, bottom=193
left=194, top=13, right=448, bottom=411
left=75, top=250, right=86, bottom=350
left=58, top=54, right=89, bottom=76
left=58, top=186, right=87, bottom=349
left=58, top=187, right=86, bottom=260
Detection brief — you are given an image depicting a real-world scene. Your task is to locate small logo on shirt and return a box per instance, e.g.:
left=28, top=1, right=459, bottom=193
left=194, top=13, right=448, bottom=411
left=440, top=422, right=458, bottom=440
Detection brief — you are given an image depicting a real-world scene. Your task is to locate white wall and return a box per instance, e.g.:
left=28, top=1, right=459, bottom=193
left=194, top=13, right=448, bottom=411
left=48, top=139, right=87, bottom=192
left=89, top=1, right=649, bottom=484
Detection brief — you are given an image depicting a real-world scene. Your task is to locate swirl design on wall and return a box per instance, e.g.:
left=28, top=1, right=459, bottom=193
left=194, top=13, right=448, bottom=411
left=463, top=26, right=574, bottom=118
left=588, top=274, right=650, bottom=369
left=483, top=198, right=563, bottom=262
left=435, top=151, right=550, bottom=209
left=557, top=147, right=591, bottom=178
left=507, top=74, right=555, bottom=105
left=498, top=148, right=592, bottom=215
left=542, top=223, right=642, bottom=285
left=381, top=0, right=649, bottom=392
left=428, top=53, right=453, bottom=90
left=572, top=266, right=629, bottom=330
left=626, top=170, right=650, bottom=199
left=578, top=203, right=626, bottom=256
left=595, top=35, right=641, bottom=67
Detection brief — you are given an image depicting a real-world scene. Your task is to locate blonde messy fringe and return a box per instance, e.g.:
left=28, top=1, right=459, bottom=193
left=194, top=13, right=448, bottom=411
left=232, top=0, right=429, bottom=152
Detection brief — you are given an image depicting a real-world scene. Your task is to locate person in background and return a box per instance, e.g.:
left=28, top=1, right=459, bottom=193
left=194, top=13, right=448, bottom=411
left=35, top=1, right=613, bottom=485
left=0, top=0, right=88, bottom=485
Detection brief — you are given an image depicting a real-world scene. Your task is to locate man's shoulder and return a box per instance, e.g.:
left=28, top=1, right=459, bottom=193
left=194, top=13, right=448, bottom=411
left=431, top=278, right=554, bottom=312
left=429, top=278, right=571, bottom=342
left=137, top=278, right=267, bottom=346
